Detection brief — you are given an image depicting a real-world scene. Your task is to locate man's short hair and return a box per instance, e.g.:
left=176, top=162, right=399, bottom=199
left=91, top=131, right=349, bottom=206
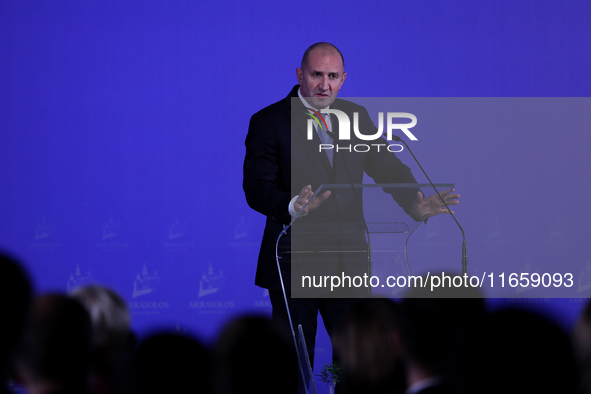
left=70, top=285, right=131, bottom=348
left=301, top=42, right=345, bottom=70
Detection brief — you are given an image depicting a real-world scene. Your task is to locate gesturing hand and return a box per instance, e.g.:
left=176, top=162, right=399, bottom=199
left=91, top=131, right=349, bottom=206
left=294, top=185, right=331, bottom=215
left=411, top=188, right=460, bottom=221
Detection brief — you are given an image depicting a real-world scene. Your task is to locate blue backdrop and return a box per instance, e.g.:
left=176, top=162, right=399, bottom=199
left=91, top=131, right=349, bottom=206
left=1, top=0, right=590, bottom=385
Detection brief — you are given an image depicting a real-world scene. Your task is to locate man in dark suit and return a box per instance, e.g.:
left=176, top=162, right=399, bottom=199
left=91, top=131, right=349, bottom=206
left=243, top=42, right=459, bottom=366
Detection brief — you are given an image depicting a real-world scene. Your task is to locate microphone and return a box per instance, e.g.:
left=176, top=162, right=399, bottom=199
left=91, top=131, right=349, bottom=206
left=391, top=135, right=469, bottom=276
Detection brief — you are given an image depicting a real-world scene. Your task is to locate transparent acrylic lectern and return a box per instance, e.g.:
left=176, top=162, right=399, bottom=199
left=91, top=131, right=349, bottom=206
left=275, top=183, right=454, bottom=394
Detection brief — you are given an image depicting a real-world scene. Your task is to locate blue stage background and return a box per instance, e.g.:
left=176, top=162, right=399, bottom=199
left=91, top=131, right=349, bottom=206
left=1, top=1, right=590, bottom=386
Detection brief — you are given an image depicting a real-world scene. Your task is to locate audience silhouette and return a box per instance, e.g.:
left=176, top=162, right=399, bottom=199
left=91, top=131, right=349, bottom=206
left=0, top=252, right=32, bottom=394
left=71, top=285, right=135, bottom=394
left=131, top=332, right=212, bottom=394
left=2, top=254, right=590, bottom=394
left=15, top=293, right=93, bottom=394
left=334, top=298, right=405, bottom=394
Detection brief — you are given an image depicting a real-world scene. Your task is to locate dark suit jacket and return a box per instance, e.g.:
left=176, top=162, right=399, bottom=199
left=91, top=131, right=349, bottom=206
left=243, top=85, right=419, bottom=293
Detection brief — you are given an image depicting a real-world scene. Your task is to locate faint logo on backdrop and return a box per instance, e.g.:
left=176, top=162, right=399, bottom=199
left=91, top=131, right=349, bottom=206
left=102, top=217, right=120, bottom=240
left=578, top=259, right=591, bottom=294
left=168, top=218, right=186, bottom=240
left=67, top=264, right=94, bottom=291
left=29, top=217, right=61, bottom=249
left=189, top=299, right=235, bottom=313
left=127, top=300, right=169, bottom=315
left=253, top=288, right=271, bottom=308
left=228, top=217, right=260, bottom=250
left=488, top=215, right=502, bottom=239
left=568, top=297, right=588, bottom=304
left=96, top=217, right=127, bottom=248
left=484, top=215, right=510, bottom=246
left=546, top=215, right=572, bottom=246
left=414, top=220, right=446, bottom=247
left=189, top=262, right=235, bottom=314
left=36, top=217, right=51, bottom=240
left=425, top=223, right=440, bottom=240
left=128, top=263, right=168, bottom=315
left=162, top=218, right=195, bottom=249
left=550, top=215, right=565, bottom=238
left=234, top=217, right=251, bottom=240
left=198, top=262, right=225, bottom=298
left=133, top=263, right=161, bottom=298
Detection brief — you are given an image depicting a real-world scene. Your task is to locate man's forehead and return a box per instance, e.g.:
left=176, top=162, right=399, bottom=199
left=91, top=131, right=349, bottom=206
left=307, top=48, right=344, bottom=70
left=314, top=47, right=338, bottom=58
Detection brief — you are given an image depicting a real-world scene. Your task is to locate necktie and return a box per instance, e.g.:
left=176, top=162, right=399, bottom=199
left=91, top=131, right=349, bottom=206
left=316, top=113, right=333, bottom=166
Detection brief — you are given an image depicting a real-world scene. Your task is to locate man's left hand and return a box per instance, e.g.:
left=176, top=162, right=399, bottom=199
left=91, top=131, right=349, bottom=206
left=411, top=188, right=460, bottom=221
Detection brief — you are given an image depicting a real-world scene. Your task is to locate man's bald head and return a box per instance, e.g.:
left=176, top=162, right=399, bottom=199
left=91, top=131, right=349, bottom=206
left=301, top=42, right=345, bottom=71
left=297, top=42, right=347, bottom=108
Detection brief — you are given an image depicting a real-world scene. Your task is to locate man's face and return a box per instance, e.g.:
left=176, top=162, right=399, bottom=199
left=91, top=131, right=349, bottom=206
left=297, top=47, right=346, bottom=109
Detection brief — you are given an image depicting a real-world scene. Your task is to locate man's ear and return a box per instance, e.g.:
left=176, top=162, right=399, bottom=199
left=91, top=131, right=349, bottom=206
left=339, top=72, right=347, bottom=90
left=296, top=67, right=303, bottom=85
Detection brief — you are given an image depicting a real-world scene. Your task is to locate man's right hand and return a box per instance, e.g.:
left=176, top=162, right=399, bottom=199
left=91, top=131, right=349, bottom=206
left=294, top=185, right=331, bottom=215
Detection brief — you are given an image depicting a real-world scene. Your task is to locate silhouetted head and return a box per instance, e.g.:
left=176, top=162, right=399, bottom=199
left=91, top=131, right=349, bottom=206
left=16, top=293, right=92, bottom=393
left=70, top=285, right=131, bottom=348
left=0, top=252, right=32, bottom=384
left=574, top=299, right=591, bottom=394
left=399, top=275, right=485, bottom=378
left=214, top=315, right=297, bottom=394
left=334, top=298, right=405, bottom=394
left=459, top=307, right=578, bottom=394
left=71, top=285, right=134, bottom=394
left=131, top=332, right=212, bottom=394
